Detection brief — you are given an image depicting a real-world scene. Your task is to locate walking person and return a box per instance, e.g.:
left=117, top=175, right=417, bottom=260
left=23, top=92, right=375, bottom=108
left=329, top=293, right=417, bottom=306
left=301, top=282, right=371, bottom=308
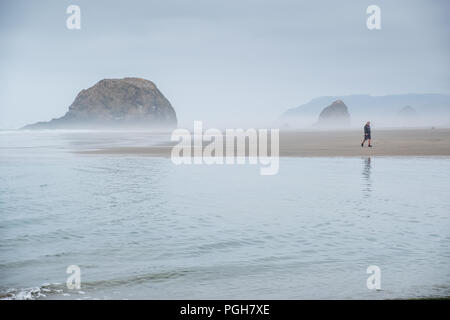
left=361, top=121, right=372, bottom=147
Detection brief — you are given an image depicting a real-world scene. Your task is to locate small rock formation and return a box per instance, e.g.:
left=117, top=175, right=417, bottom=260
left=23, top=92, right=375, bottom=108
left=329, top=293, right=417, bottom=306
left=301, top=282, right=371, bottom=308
left=317, top=100, right=350, bottom=126
left=395, top=105, right=418, bottom=126
left=397, top=105, right=416, bottom=118
left=23, top=77, right=177, bottom=129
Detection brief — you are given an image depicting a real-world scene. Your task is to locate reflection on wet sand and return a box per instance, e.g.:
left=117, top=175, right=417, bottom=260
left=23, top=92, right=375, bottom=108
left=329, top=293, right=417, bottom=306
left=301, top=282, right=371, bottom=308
left=362, top=157, right=371, bottom=197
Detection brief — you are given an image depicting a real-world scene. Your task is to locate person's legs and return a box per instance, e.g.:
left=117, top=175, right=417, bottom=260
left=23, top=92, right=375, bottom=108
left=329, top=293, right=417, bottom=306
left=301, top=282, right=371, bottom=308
left=368, top=138, right=372, bottom=147
left=361, top=137, right=367, bottom=147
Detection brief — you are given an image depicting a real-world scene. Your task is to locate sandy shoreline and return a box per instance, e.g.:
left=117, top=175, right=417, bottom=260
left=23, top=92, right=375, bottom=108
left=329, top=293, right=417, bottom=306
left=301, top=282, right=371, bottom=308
left=77, top=128, right=450, bottom=157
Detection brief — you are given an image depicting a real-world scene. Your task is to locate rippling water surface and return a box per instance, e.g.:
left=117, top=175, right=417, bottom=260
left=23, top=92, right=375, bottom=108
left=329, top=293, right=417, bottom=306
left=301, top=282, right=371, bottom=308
left=0, top=131, right=449, bottom=299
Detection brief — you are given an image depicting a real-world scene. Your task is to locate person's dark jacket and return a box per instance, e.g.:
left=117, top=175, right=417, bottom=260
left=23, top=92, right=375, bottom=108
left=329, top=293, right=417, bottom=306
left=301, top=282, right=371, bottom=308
left=364, top=124, right=371, bottom=139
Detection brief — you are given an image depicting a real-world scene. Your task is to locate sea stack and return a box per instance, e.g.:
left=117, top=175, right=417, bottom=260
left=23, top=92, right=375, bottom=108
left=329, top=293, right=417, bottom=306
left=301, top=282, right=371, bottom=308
left=317, top=100, right=351, bottom=127
left=395, top=105, right=418, bottom=126
left=397, top=105, right=417, bottom=118
left=23, top=78, right=177, bottom=130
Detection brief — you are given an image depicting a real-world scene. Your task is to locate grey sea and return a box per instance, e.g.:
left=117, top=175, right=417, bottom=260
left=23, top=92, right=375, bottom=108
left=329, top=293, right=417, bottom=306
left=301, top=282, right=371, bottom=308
left=0, top=131, right=449, bottom=299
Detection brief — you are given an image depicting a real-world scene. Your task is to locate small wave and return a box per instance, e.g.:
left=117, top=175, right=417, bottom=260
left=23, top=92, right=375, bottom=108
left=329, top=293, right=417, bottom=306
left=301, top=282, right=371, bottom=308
left=0, top=270, right=191, bottom=300
left=0, top=283, right=65, bottom=300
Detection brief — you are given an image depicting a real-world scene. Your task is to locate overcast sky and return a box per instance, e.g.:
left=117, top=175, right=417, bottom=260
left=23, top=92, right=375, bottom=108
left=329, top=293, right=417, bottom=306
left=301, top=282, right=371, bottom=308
left=1, top=0, right=449, bottom=128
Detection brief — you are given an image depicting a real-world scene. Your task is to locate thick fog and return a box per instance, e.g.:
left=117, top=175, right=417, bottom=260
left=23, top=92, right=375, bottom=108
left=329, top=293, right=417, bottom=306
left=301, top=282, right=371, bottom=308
left=1, top=0, right=449, bottom=129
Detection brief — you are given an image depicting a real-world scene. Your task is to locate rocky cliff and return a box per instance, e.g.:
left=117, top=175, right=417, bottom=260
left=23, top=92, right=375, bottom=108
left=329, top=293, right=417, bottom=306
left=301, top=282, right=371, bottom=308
left=23, top=78, right=177, bottom=129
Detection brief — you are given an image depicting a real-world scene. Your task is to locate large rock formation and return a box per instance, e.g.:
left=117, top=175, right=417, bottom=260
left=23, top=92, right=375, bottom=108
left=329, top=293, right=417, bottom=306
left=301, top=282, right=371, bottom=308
left=317, top=100, right=350, bottom=126
left=23, top=78, right=177, bottom=129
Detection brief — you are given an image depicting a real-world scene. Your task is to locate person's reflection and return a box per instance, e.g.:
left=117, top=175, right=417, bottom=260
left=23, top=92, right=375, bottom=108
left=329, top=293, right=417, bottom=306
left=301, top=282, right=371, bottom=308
left=362, top=157, right=371, bottom=197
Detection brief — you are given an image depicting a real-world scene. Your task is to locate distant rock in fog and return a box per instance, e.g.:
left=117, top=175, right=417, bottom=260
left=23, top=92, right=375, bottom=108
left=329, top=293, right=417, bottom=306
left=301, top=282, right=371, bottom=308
left=23, top=78, right=177, bottom=130
left=317, top=100, right=350, bottom=126
left=395, top=105, right=419, bottom=126
left=397, top=105, right=417, bottom=118
left=281, top=93, right=450, bottom=128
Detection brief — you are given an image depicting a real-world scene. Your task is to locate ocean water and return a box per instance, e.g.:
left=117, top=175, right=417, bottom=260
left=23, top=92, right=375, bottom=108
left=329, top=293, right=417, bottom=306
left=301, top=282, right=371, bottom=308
left=0, top=131, right=449, bottom=299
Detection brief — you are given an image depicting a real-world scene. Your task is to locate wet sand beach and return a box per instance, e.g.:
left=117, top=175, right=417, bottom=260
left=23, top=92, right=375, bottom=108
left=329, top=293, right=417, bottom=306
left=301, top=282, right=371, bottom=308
left=77, top=128, right=450, bottom=157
